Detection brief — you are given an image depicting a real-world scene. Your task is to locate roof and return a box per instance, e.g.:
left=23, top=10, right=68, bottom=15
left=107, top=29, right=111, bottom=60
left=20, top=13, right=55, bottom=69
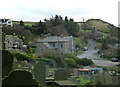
left=54, top=80, right=77, bottom=86
left=37, top=36, right=73, bottom=43
left=78, top=69, right=91, bottom=71
left=91, top=68, right=103, bottom=70
left=6, top=35, right=22, bottom=42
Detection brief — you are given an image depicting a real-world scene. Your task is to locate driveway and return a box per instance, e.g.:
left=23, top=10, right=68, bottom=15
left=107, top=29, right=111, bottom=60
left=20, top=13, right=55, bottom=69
left=77, top=39, right=118, bottom=66
left=77, top=39, right=100, bottom=59
left=93, top=60, right=119, bottom=66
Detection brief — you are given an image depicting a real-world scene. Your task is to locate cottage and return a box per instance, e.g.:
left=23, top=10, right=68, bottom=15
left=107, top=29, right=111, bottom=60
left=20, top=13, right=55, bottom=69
left=4, top=35, right=23, bottom=50
left=0, top=19, right=13, bottom=27
left=78, top=69, right=92, bottom=76
left=35, top=36, right=75, bottom=57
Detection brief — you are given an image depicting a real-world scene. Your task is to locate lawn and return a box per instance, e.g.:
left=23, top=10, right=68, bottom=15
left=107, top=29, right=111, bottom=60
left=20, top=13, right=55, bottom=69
left=73, top=37, right=82, bottom=45
left=80, top=29, right=92, bottom=32
left=77, top=76, right=90, bottom=86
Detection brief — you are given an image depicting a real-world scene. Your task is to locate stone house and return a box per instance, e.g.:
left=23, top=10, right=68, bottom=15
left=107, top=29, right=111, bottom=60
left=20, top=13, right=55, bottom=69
left=4, top=35, right=23, bottom=50
left=0, top=19, right=13, bottom=27
left=35, top=36, right=75, bottom=57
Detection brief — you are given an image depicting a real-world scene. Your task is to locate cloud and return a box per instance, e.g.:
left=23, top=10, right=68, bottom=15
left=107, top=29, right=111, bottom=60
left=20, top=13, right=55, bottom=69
left=0, top=0, right=119, bottom=26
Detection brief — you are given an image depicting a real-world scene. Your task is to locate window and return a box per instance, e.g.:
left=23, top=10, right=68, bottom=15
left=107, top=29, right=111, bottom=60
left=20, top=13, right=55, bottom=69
left=61, top=43, right=63, bottom=48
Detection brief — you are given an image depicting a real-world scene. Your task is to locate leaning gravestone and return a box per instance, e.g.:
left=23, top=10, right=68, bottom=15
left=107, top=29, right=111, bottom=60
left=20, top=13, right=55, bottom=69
left=54, top=68, right=70, bottom=81
left=34, top=61, right=46, bottom=85
left=2, top=70, right=38, bottom=87
left=1, top=50, right=14, bottom=78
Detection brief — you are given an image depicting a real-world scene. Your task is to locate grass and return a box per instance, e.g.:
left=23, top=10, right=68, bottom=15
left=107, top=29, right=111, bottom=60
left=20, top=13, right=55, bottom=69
left=73, top=37, right=82, bottom=45
left=77, top=76, right=90, bottom=86
left=76, top=51, right=84, bottom=55
left=13, top=21, right=38, bottom=26
left=80, top=29, right=92, bottom=32
left=100, top=32, right=109, bottom=36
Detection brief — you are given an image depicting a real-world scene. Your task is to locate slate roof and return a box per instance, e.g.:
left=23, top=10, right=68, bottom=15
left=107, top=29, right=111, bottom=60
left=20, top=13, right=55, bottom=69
left=6, top=35, right=22, bottom=42
left=37, top=36, right=72, bottom=43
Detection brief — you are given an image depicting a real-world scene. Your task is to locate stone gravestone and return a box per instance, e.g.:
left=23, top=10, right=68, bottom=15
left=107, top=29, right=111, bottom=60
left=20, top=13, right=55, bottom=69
left=34, top=61, right=46, bottom=85
left=12, top=58, right=19, bottom=70
left=46, top=65, right=49, bottom=77
left=2, top=70, right=38, bottom=87
left=73, top=68, right=79, bottom=77
left=54, top=68, right=70, bottom=81
left=1, top=50, right=14, bottom=78
left=20, top=60, right=28, bottom=67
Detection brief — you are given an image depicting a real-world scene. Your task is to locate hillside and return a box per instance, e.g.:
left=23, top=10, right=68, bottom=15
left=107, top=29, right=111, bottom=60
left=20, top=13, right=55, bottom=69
left=77, top=19, right=118, bottom=33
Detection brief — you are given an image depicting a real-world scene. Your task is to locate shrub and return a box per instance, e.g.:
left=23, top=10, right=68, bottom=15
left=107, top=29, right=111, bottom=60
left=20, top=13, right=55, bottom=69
left=43, top=55, right=65, bottom=68
left=64, top=58, right=80, bottom=68
left=36, top=58, right=56, bottom=67
left=11, top=52, right=34, bottom=62
left=75, top=58, right=94, bottom=66
left=62, top=53, right=76, bottom=59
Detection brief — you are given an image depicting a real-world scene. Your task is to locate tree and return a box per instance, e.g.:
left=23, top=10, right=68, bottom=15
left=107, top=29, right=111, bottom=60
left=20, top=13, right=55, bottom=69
left=65, top=16, right=68, bottom=21
left=65, top=19, right=79, bottom=36
left=20, top=20, right=24, bottom=26
left=33, top=20, right=48, bottom=35
left=102, top=39, right=108, bottom=50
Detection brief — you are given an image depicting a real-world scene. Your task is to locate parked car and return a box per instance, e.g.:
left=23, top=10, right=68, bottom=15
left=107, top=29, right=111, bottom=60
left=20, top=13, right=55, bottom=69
left=111, top=58, right=119, bottom=62
left=83, top=47, right=88, bottom=51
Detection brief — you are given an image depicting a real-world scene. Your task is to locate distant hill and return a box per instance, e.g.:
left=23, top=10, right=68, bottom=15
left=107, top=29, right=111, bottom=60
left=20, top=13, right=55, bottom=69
left=77, top=19, right=118, bottom=33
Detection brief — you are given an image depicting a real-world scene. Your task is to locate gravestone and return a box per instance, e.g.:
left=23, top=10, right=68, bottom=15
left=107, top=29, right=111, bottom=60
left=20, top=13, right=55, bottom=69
left=1, top=50, right=14, bottom=78
left=34, top=61, right=46, bottom=85
left=73, top=68, right=79, bottom=77
left=2, top=70, right=38, bottom=87
left=12, top=58, right=19, bottom=70
left=20, top=60, right=28, bottom=67
left=54, top=68, right=70, bottom=81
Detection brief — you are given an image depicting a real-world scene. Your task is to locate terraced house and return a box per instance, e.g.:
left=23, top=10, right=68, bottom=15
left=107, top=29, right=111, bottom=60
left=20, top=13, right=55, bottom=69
left=35, top=36, right=75, bottom=57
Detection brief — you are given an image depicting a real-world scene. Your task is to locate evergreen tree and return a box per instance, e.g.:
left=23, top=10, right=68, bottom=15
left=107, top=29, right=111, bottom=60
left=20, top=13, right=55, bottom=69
left=20, top=20, right=24, bottom=26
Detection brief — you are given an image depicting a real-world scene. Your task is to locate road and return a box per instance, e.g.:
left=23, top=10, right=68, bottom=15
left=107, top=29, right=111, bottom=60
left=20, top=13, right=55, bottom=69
left=77, top=39, right=118, bottom=66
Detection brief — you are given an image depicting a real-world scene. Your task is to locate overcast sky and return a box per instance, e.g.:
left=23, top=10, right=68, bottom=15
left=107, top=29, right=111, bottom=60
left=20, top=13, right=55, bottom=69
left=0, top=0, right=119, bottom=26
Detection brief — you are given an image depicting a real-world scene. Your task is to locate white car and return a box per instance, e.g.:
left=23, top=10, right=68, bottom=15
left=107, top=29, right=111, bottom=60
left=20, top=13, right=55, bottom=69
left=83, top=47, right=88, bottom=51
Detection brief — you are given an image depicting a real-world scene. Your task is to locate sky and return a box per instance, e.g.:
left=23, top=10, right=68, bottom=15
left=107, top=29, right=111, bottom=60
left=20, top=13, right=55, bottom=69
left=0, top=0, right=119, bottom=26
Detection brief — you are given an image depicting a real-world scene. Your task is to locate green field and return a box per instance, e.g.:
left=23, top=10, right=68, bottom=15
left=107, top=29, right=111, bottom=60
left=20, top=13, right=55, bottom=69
left=13, top=21, right=38, bottom=26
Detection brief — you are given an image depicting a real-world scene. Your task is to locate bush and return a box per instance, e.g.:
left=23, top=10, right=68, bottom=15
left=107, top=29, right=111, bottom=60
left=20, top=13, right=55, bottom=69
left=62, top=53, right=76, bottom=59
left=75, top=58, right=94, bottom=66
left=43, top=55, right=65, bottom=68
left=36, top=58, right=56, bottom=67
left=11, top=52, right=34, bottom=62
left=64, top=58, right=80, bottom=68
